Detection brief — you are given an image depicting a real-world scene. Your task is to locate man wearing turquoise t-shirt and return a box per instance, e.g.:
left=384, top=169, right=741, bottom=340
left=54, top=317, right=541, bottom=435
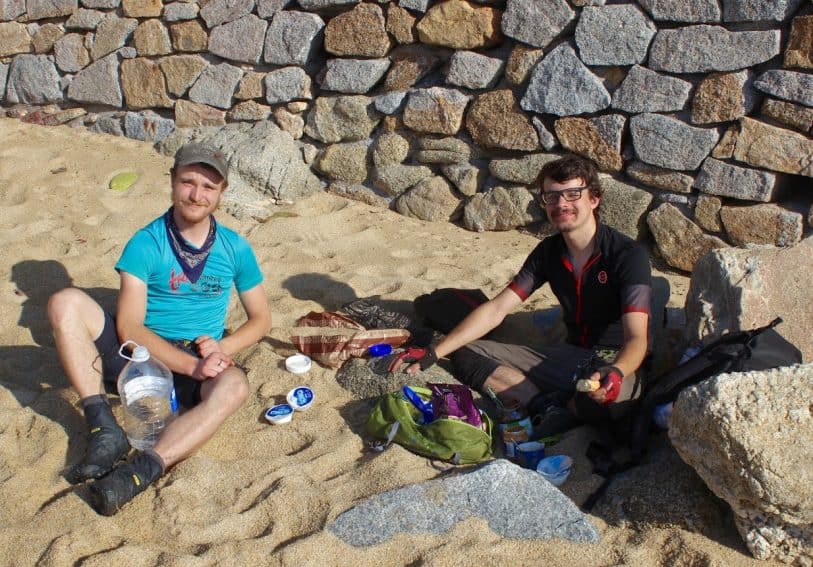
left=48, top=144, right=271, bottom=515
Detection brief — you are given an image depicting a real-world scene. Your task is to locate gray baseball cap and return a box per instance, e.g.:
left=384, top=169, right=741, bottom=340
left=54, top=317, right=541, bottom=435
left=173, top=143, right=228, bottom=181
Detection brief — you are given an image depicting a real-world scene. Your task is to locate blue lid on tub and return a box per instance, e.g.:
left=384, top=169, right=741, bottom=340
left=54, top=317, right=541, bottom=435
left=265, top=403, right=294, bottom=424
left=287, top=386, right=314, bottom=410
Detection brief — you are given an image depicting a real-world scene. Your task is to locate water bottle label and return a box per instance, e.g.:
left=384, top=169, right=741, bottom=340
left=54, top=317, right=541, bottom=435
left=170, top=387, right=178, bottom=413
left=123, top=376, right=170, bottom=403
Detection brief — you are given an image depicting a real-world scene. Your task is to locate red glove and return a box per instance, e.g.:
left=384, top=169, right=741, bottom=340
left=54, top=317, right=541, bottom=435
left=388, top=346, right=438, bottom=373
left=597, top=366, right=623, bottom=404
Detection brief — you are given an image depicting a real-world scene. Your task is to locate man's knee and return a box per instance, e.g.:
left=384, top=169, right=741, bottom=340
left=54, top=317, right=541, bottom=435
left=203, top=369, right=249, bottom=409
left=450, top=347, right=500, bottom=392
left=48, top=288, right=95, bottom=328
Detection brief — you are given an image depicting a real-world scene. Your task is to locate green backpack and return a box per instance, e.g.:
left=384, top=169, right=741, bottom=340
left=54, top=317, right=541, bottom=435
left=366, top=386, right=494, bottom=465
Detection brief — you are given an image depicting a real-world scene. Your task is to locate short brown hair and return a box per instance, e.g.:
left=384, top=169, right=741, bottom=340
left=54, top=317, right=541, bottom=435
left=537, top=154, right=602, bottom=218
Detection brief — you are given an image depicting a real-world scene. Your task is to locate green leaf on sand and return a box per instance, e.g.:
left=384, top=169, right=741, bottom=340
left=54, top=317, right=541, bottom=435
left=109, top=172, right=138, bottom=191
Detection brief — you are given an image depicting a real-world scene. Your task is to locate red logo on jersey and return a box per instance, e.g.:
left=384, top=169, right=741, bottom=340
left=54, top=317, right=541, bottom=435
left=598, top=270, right=608, bottom=284
left=169, top=268, right=189, bottom=291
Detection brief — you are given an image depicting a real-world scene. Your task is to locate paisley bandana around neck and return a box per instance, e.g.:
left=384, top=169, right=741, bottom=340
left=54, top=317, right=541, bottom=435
left=164, top=207, right=217, bottom=284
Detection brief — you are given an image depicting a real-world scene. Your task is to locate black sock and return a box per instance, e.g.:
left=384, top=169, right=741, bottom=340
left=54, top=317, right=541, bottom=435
left=81, top=394, right=107, bottom=411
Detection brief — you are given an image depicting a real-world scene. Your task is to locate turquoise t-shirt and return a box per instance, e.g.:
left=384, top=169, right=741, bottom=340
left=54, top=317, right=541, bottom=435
left=115, top=214, right=263, bottom=341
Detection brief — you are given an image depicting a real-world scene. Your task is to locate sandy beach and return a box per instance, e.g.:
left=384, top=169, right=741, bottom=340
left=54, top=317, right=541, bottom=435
left=0, top=118, right=781, bottom=566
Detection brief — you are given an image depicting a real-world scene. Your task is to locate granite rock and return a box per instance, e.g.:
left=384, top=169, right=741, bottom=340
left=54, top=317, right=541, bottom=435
left=297, top=0, right=358, bottom=10
left=160, top=54, right=207, bottom=97
left=630, top=113, right=719, bottom=171
left=263, top=11, right=324, bottom=66
left=374, top=90, right=408, bottom=115
left=647, top=202, right=728, bottom=272
left=637, top=0, right=720, bottom=22
left=501, top=0, right=573, bottom=49
left=89, top=112, right=124, bottom=136
left=209, top=15, right=267, bottom=64
left=721, top=0, right=804, bottom=22
left=626, top=161, right=694, bottom=193
left=327, top=182, right=390, bottom=208
left=325, top=3, right=390, bottom=57
left=649, top=26, right=780, bottom=73
left=372, top=131, right=410, bottom=166
left=760, top=98, right=813, bottom=134
left=720, top=204, right=803, bottom=247
left=600, top=176, right=653, bottom=241
left=26, top=0, right=76, bottom=19
left=264, top=66, right=311, bottom=104
left=395, top=175, right=463, bottom=222
left=532, top=117, right=557, bottom=151
left=692, top=70, right=757, bottom=124
left=188, top=62, right=242, bottom=109
left=31, top=24, right=63, bottom=54
left=169, top=20, right=208, bottom=52
left=753, top=70, right=813, bottom=108
left=384, top=44, right=444, bottom=91
left=54, top=33, right=89, bottom=73
left=235, top=71, right=265, bottom=100
left=386, top=3, right=415, bottom=45
left=133, top=19, right=171, bottom=57
left=65, top=8, right=105, bottom=30
left=489, top=153, right=559, bottom=185
left=163, top=1, right=198, bottom=21
left=670, top=364, right=813, bottom=564
left=121, top=0, right=162, bottom=18
left=328, top=459, right=599, bottom=546
left=304, top=95, right=380, bottom=143
left=121, top=57, right=173, bottom=108
left=504, top=44, right=543, bottom=86
left=271, top=107, right=304, bottom=138
left=316, top=141, right=369, bottom=183
left=554, top=115, right=624, bottom=172
left=466, top=89, right=538, bottom=151
left=227, top=100, right=270, bottom=121
left=373, top=163, right=433, bottom=196
left=611, top=65, right=692, bottom=113
left=732, top=118, right=813, bottom=178
left=694, top=193, right=722, bottom=232
left=91, top=16, right=137, bottom=60
left=403, top=87, right=469, bottom=135
left=446, top=50, right=503, bottom=90
left=685, top=236, right=813, bottom=361
left=414, top=135, right=471, bottom=164
left=463, top=185, right=540, bottom=231
left=521, top=44, right=610, bottom=117
left=6, top=54, right=62, bottom=104
left=321, top=58, right=390, bottom=94
left=66, top=53, right=120, bottom=106
left=785, top=15, right=813, bottom=69
left=124, top=110, right=175, bottom=142
left=441, top=163, right=483, bottom=196
left=416, top=0, right=502, bottom=50
left=199, top=0, right=254, bottom=28
left=695, top=157, right=777, bottom=203
left=0, top=0, right=24, bottom=20
left=575, top=4, right=656, bottom=66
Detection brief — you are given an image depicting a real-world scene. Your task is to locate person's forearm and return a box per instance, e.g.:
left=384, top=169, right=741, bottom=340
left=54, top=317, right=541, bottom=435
left=611, top=334, right=648, bottom=379
left=434, top=302, right=506, bottom=359
left=117, top=322, right=200, bottom=376
left=219, top=314, right=272, bottom=356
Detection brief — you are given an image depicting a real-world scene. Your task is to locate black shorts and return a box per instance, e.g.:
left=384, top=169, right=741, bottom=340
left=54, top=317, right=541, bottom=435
left=95, top=311, right=202, bottom=408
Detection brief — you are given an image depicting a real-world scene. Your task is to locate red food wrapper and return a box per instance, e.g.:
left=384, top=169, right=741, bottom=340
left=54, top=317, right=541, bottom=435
left=428, top=383, right=482, bottom=428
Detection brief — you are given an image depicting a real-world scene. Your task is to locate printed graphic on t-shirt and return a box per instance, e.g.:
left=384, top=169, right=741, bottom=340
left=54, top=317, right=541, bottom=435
left=168, top=268, right=224, bottom=296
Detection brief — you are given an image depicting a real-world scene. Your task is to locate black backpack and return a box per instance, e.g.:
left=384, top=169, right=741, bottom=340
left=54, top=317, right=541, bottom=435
left=583, top=317, right=803, bottom=511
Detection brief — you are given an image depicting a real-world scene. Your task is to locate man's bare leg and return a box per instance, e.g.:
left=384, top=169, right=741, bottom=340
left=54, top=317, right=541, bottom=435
left=89, top=368, right=249, bottom=515
left=48, top=288, right=130, bottom=482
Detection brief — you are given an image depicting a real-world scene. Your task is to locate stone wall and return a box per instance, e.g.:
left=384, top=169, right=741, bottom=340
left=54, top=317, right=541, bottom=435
left=1, top=0, right=812, bottom=272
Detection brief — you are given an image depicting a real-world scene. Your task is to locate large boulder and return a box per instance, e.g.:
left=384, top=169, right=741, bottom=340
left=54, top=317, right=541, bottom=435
left=462, top=185, right=541, bottom=232
left=647, top=202, right=728, bottom=272
left=157, top=122, right=321, bottom=220
left=684, top=237, right=813, bottom=361
left=670, top=364, right=813, bottom=564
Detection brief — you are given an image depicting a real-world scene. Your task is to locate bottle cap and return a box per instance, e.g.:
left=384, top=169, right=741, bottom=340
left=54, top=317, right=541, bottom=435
left=287, top=386, right=314, bottom=411
left=265, top=403, right=294, bottom=424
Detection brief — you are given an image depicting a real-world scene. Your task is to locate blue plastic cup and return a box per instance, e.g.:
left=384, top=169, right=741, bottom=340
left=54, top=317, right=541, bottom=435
left=517, top=440, right=546, bottom=470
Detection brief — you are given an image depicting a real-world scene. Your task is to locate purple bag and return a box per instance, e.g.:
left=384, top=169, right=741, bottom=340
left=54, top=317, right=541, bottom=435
left=429, top=383, right=482, bottom=428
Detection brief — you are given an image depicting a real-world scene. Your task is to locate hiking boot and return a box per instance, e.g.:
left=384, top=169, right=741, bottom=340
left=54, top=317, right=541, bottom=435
left=67, top=402, right=130, bottom=484
left=89, top=451, right=163, bottom=516
left=531, top=406, right=581, bottom=439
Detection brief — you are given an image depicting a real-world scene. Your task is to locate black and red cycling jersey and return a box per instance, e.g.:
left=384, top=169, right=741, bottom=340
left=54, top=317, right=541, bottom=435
left=507, top=223, right=652, bottom=349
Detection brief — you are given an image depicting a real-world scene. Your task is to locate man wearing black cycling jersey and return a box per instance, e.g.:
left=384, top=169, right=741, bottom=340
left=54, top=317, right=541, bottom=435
left=394, top=154, right=652, bottom=434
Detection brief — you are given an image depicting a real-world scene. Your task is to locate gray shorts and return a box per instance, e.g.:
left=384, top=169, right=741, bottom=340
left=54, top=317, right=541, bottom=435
left=94, top=311, right=202, bottom=408
left=450, top=339, right=641, bottom=421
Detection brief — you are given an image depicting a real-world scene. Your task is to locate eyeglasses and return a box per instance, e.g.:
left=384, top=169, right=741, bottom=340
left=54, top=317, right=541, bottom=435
left=536, top=187, right=587, bottom=205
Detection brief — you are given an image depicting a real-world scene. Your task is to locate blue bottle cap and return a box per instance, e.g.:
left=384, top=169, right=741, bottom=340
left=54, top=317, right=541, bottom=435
left=265, top=404, right=294, bottom=424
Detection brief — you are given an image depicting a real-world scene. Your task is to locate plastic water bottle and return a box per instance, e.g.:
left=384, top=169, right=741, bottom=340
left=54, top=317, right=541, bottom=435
left=117, top=340, right=178, bottom=450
